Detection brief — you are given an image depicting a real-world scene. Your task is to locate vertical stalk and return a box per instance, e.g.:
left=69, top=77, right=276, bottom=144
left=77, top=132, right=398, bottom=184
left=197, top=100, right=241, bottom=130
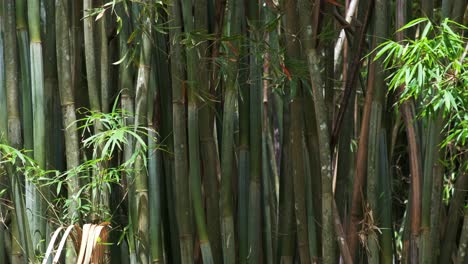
left=307, top=50, right=335, bottom=264
left=99, top=2, right=109, bottom=113
left=83, top=0, right=101, bottom=112
left=148, top=51, right=163, bottom=263
left=4, top=1, right=33, bottom=260
left=83, top=0, right=107, bottom=222
left=133, top=13, right=152, bottom=263
left=27, top=0, right=47, bottom=255
left=15, top=0, right=32, bottom=152
left=378, top=131, right=393, bottom=264
left=284, top=1, right=310, bottom=262
left=246, top=1, right=262, bottom=262
left=366, top=102, right=382, bottom=264
left=262, top=33, right=274, bottom=264
left=298, top=2, right=338, bottom=261
left=55, top=0, right=81, bottom=262
left=456, top=207, right=468, bottom=263
left=219, top=0, right=241, bottom=262
left=420, top=116, right=442, bottom=264
left=440, top=169, right=468, bottom=262
left=277, top=101, right=295, bottom=264
left=0, top=5, right=6, bottom=263
left=117, top=5, right=136, bottom=263
left=237, top=30, right=250, bottom=264
left=195, top=0, right=223, bottom=262
left=168, top=1, right=193, bottom=262
left=181, top=0, right=215, bottom=262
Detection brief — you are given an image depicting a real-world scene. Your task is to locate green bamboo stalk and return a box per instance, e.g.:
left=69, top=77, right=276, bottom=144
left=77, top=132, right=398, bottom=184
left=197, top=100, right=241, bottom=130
left=0, top=1, right=6, bottom=139
left=0, top=6, right=6, bottom=263
left=153, top=22, right=180, bottom=263
left=262, top=53, right=274, bottom=264
left=181, top=1, right=214, bottom=262
left=99, top=2, right=110, bottom=113
left=306, top=49, right=335, bottom=264
left=303, top=140, right=319, bottom=261
left=42, top=0, right=59, bottom=172
left=148, top=51, right=163, bottom=263
left=133, top=14, right=152, bottom=263
left=378, top=131, right=393, bottom=264
left=297, top=1, right=339, bottom=261
left=83, top=0, right=101, bottom=112
left=303, top=86, right=322, bottom=255
left=4, top=3, right=32, bottom=262
left=238, top=45, right=250, bottom=264
left=277, top=102, right=295, bottom=264
left=117, top=6, right=137, bottom=263
left=15, top=0, right=32, bottom=153
left=456, top=207, right=468, bottom=263
left=450, top=0, right=466, bottom=23
left=168, top=1, right=193, bottom=262
left=55, top=1, right=81, bottom=262
left=430, top=134, right=444, bottom=261
left=283, top=2, right=310, bottom=262
left=246, top=2, right=262, bottom=262
left=195, top=0, right=222, bottom=262
left=367, top=2, right=388, bottom=261
left=366, top=102, right=382, bottom=264
left=440, top=169, right=468, bottom=262
left=27, top=0, right=47, bottom=255
left=71, top=0, right=83, bottom=97
left=420, top=116, right=441, bottom=264
left=219, top=0, right=242, bottom=262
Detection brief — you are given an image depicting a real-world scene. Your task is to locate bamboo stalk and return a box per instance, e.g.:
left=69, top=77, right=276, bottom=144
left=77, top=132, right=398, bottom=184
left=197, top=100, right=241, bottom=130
left=277, top=99, right=295, bottom=264
left=181, top=0, right=215, bottom=262
left=117, top=5, right=137, bottom=263
left=195, top=0, right=222, bottom=262
left=99, top=1, right=110, bottom=114
left=27, top=0, right=47, bottom=255
left=168, top=1, right=193, bottom=262
left=219, top=0, right=242, bottom=262
left=4, top=3, right=34, bottom=261
left=420, top=116, right=441, bottom=264
left=246, top=2, right=263, bottom=262
left=133, top=13, right=152, bottom=263
left=262, top=39, right=274, bottom=264
left=148, top=50, right=163, bottom=263
left=378, top=131, right=393, bottom=264
left=440, top=169, right=468, bottom=262
left=83, top=0, right=101, bottom=112
left=284, top=2, right=311, bottom=262
left=366, top=102, right=382, bottom=264
left=15, top=0, right=32, bottom=153
left=237, top=45, right=250, bottom=264
left=307, top=49, right=335, bottom=264
left=0, top=7, right=7, bottom=263
left=456, top=207, right=468, bottom=263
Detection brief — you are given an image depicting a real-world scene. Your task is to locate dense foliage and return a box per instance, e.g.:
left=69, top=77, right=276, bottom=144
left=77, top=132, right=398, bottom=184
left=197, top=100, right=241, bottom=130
left=0, top=0, right=467, bottom=264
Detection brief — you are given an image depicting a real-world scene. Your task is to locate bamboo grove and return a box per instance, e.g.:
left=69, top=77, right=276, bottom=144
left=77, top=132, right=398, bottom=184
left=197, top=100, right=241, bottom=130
left=0, top=0, right=467, bottom=263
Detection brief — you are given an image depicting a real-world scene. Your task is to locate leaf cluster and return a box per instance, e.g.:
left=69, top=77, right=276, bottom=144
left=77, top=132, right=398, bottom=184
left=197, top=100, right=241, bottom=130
left=374, top=17, right=468, bottom=146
